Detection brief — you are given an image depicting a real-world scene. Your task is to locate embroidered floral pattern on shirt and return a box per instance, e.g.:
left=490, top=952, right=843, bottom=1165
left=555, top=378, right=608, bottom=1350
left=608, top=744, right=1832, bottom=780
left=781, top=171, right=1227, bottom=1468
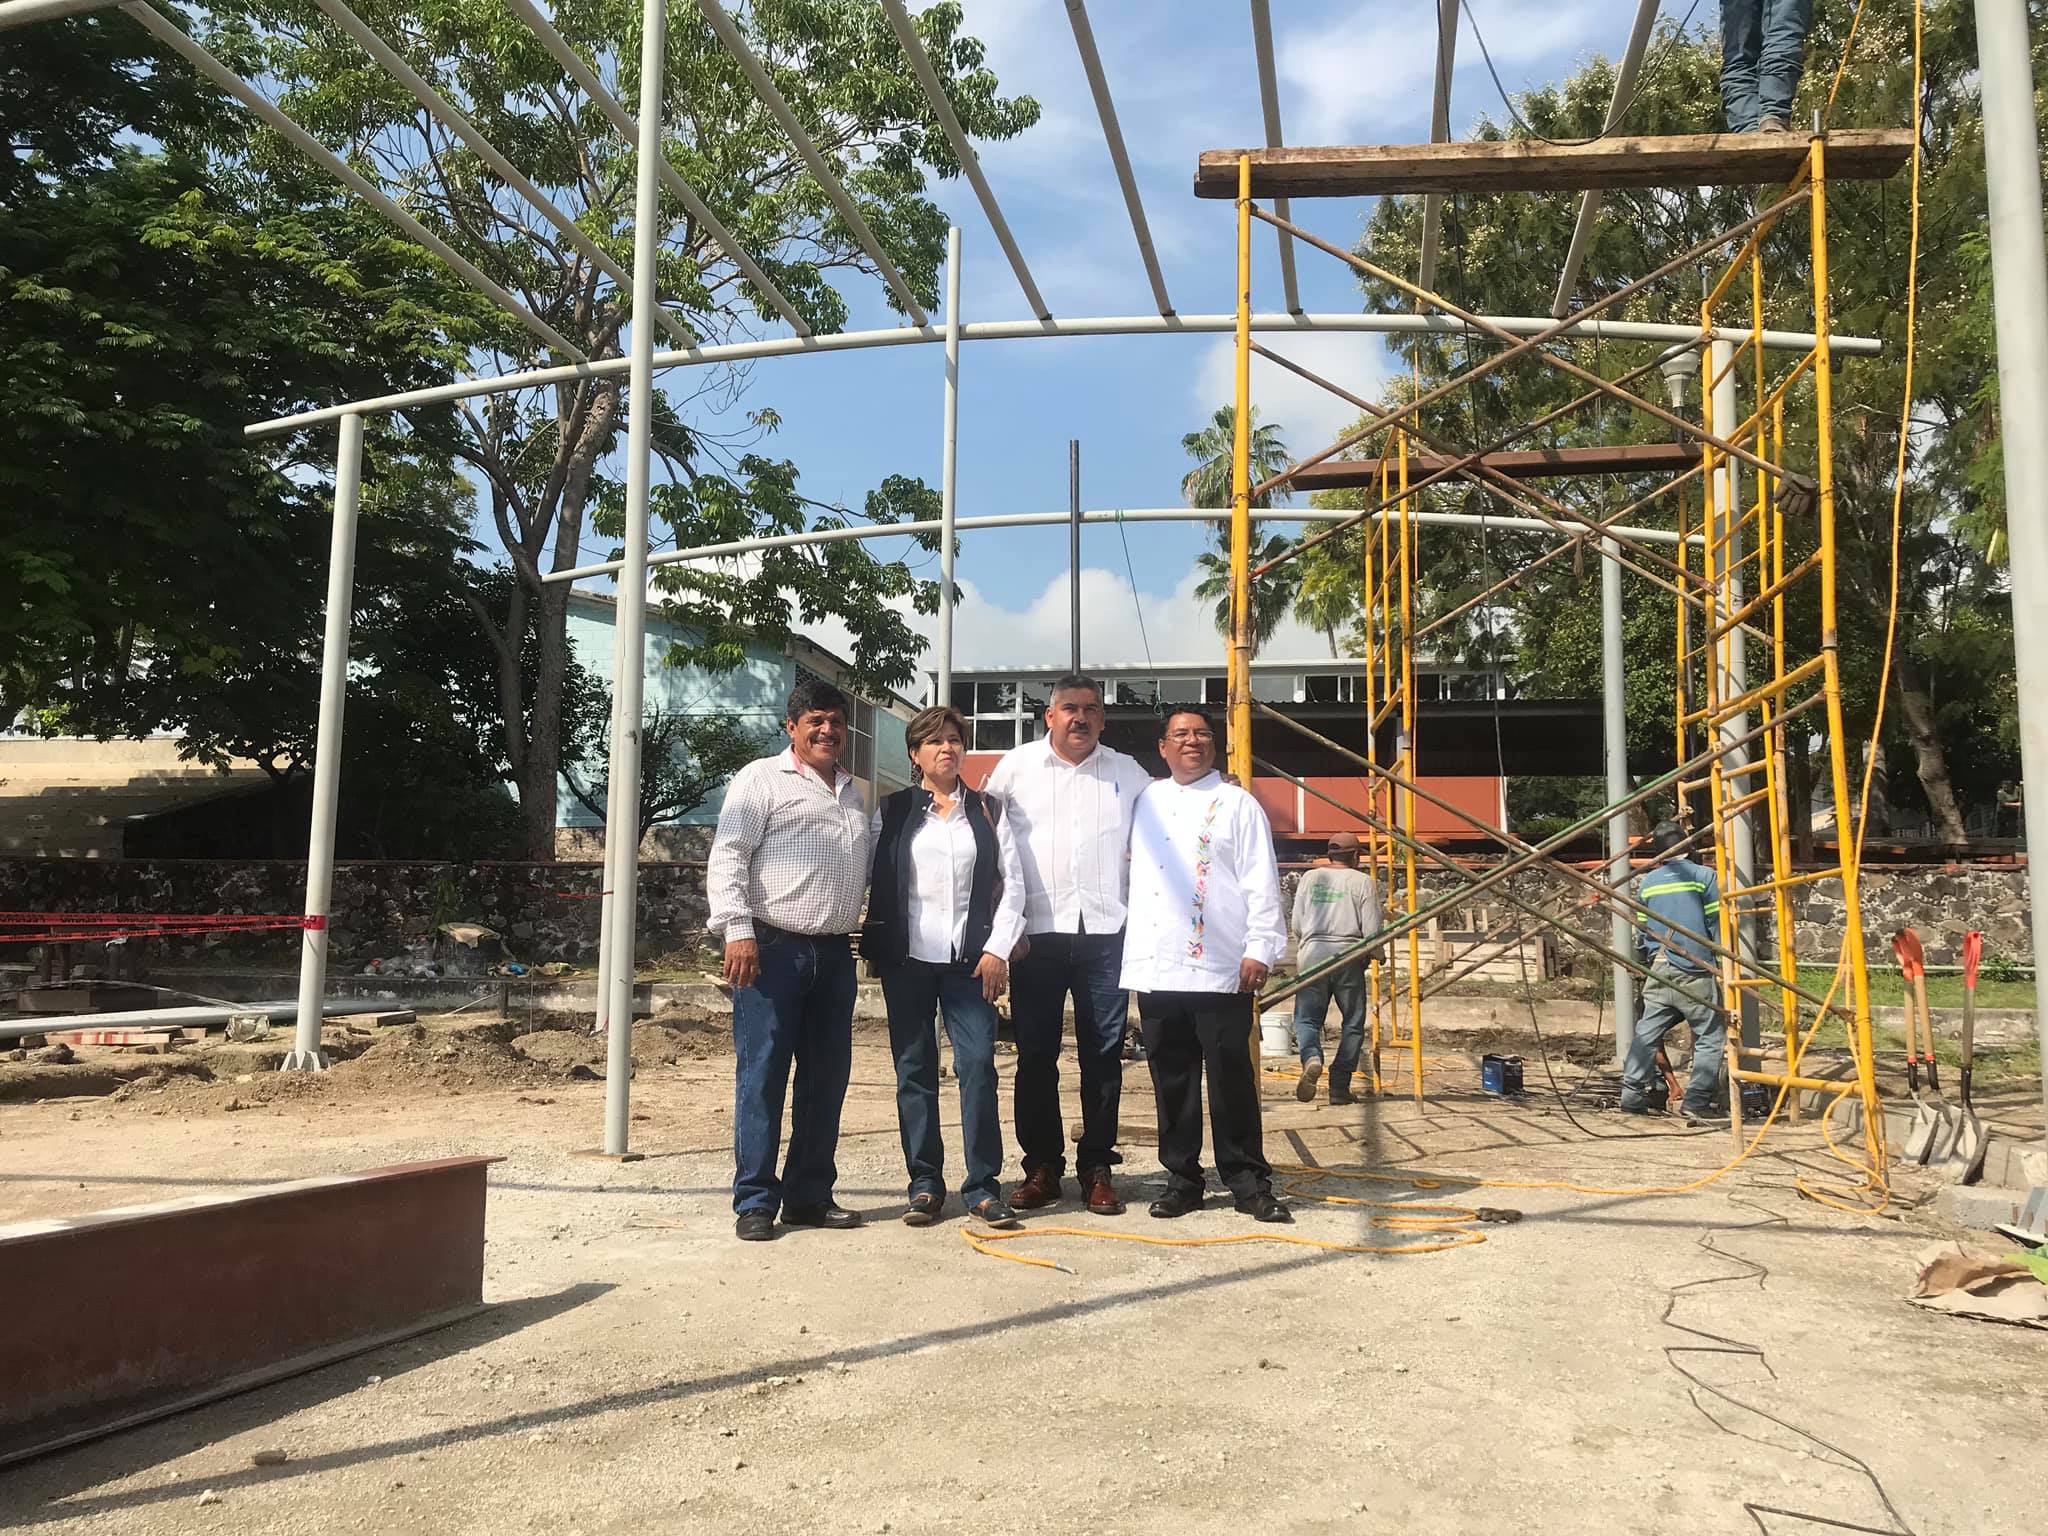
left=1185, top=795, right=1223, bottom=959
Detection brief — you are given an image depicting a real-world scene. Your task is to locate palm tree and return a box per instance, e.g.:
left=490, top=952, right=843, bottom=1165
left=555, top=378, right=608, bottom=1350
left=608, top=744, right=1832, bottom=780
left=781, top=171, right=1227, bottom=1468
left=1193, top=535, right=1300, bottom=652
left=1180, top=405, right=1292, bottom=526
left=1292, top=535, right=1363, bottom=656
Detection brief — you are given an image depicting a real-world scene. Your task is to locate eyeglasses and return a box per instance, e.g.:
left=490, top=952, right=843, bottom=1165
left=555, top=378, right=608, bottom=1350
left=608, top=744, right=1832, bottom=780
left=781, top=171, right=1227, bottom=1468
left=1164, top=729, right=1215, bottom=743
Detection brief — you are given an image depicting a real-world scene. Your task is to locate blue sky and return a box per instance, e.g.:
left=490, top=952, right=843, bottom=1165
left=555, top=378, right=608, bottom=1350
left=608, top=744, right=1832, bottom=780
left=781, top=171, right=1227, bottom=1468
left=645, top=0, right=1693, bottom=680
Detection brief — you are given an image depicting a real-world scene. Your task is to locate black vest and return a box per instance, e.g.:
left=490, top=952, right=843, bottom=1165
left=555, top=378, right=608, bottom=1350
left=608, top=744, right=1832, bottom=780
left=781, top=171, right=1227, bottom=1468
left=860, top=784, right=1001, bottom=969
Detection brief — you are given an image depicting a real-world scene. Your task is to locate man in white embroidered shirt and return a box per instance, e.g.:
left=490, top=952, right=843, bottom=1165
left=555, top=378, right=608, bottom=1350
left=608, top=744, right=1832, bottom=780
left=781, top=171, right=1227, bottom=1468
left=983, top=673, right=1154, bottom=1216
left=1122, top=707, right=1290, bottom=1223
left=707, top=677, right=873, bottom=1243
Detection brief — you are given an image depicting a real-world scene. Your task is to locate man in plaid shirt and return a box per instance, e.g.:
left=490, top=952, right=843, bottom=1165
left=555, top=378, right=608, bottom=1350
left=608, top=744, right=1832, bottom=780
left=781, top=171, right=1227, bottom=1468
left=708, top=677, right=874, bottom=1242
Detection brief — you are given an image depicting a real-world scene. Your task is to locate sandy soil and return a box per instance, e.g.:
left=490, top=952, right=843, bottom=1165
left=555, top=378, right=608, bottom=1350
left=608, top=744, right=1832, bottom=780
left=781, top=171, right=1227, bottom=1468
left=1, top=1013, right=2042, bottom=1536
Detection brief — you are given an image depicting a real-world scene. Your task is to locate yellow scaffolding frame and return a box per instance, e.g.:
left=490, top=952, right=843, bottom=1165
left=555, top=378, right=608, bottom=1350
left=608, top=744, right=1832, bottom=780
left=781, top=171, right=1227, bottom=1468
left=1227, top=139, right=1886, bottom=1190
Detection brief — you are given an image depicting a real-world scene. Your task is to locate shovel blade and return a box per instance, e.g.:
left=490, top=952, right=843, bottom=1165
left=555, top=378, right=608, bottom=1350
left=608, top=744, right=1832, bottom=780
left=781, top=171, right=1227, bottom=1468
left=1936, top=1106, right=1986, bottom=1183
left=1902, top=1099, right=1943, bottom=1164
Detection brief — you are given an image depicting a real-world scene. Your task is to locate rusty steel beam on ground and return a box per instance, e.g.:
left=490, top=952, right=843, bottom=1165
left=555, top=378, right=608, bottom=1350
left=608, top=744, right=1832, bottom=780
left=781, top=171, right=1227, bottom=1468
left=1286, top=441, right=1700, bottom=490
left=1193, top=129, right=1915, bottom=199
left=0, top=1156, right=497, bottom=1465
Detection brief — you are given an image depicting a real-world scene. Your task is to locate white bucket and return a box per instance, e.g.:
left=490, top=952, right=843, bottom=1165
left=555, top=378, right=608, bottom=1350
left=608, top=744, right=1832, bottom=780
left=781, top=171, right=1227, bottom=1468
left=1258, top=1008, right=1294, bottom=1059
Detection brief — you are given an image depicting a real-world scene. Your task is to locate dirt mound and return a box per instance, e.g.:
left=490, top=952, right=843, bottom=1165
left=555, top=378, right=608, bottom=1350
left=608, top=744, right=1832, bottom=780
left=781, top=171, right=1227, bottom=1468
left=512, top=1012, right=729, bottom=1074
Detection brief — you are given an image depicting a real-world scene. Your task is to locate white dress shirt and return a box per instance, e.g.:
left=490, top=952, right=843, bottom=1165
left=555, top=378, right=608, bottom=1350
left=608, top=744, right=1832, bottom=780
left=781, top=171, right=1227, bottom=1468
left=1119, top=771, right=1286, bottom=994
left=707, top=748, right=871, bottom=940
left=871, top=794, right=1028, bottom=964
left=982, top=737, right=1154, bottom=936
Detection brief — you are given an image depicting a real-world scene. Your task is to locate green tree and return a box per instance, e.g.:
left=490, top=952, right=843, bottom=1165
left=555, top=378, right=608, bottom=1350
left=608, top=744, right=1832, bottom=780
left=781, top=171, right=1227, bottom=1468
left=563, top=696, right=771, bottom=844
left=237, top=0, right=1038, bottom=856
left=1181, top=404, right=1299, bottom=652
left=1, top=11, right=477, bottom=759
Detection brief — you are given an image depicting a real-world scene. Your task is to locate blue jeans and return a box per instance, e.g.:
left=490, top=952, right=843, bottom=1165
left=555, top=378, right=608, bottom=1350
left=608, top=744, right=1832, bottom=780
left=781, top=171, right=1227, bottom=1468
left=1009, top=928, right=1129, bottom=1178
left=879, top=958, right=1005, bottom=1209
left=1721, top=0, right=1812, bottom=130
left=1620, top=962, right=1727, bottom=1116
left=731, top=927, right=856, bottom=1216
left=1292, top=958, right=1369, bottom=1091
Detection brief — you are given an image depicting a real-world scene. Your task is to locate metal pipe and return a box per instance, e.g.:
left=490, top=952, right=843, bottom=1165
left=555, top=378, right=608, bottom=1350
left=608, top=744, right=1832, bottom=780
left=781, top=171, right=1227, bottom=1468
left=1248, top=0, right=1301, bottom=314
left=284, top=413, right=364, bottom=1073
left=0, top=999, right=369, bottom=1043
left=1972, top=0, right=2048, bottom=1143
left=500, top=0, right=810, bottom=338
left=937, top=226, right=961, bottom=705
left=600, top=0, right=666, bottom=1158
left=880, top=0, right=1047, bottom=322
left=1710, top=336, right=1760, bottom=1012
left=1063, top=0, right=1173, bottom=316
left=1415, top=0, right=1461, bottom=302
left=122, top=1, right=587, bottom=364
left=244, top=312, right=1878, bottom=439
left=697, top=0, right=927, bottom=326
left=1551, top=0, right=1660, bottom=318
left=0, top=0, right=117, bottom=29
left=307, top=0, right=694, bottom=350
left=1602, top=534, right=1635, bottom=1064
left=1069, top=440, right=1083, bottom=676
left=544, top=503, right=1700, bottom=586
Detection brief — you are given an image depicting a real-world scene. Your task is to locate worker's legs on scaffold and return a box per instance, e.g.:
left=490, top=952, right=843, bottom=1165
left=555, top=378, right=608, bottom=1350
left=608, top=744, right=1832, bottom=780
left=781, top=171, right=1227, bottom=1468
left=1719, top=0, right=1763, bottom=131
left=1756, top=0, right=1813, bottom=127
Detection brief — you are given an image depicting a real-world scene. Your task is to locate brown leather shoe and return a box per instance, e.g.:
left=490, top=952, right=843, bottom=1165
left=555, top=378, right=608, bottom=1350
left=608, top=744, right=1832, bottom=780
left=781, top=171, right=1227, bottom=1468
left=1082, top=1167, right=1125, bottom=1216
left=1009, top=1167, right=1062, bottom=1210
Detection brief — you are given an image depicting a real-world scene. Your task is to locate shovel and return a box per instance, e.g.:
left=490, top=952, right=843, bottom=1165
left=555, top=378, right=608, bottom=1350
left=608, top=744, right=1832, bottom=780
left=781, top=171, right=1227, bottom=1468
left=1892, top=929, right=1950, bottom=1165
left=1936, top=932, right=1987, bottom=1182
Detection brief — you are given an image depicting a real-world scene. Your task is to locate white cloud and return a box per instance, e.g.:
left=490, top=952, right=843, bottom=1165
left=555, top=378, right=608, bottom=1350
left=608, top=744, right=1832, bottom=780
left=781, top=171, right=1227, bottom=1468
left=1193, top=331, right=1393, bottom=463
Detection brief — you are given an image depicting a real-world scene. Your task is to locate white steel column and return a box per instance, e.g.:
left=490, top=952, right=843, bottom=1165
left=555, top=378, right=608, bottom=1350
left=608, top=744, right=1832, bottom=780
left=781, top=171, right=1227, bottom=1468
left=1601, top=536, right=1634, bottom=1062
left=936, top=225, right=961, bottom=706
left=283, top=412, right=365, bottom=1072
left=600, top=0, right=668, bottom=1156
left=1972, top=0, right=2048, bottom=1141
left=1711, top=337, right=1759, bottom=1068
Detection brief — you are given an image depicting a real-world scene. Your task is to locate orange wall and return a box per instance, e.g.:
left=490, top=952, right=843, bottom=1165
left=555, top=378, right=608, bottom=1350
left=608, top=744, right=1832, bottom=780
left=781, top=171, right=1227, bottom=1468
left=960, top=754, right=1500, bottom=838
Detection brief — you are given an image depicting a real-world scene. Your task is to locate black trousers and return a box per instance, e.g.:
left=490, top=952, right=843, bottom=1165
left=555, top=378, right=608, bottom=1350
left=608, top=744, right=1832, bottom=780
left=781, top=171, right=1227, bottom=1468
left=1137, top=990, right=1271, bottom=1201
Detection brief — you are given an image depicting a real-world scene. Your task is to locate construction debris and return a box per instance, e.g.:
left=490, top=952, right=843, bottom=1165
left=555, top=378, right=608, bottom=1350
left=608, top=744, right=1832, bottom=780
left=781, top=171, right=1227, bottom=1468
left=1909, top=1243, right=2048, bottom=1329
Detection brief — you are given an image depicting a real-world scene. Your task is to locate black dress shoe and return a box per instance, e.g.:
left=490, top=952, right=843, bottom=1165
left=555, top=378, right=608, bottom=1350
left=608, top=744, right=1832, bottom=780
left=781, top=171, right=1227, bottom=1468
left=1234, top=1191, right=1292, bottom=1223
left=735, top=1211, right=777, bottom=1241
left=1148, top=1185, right=1204, bottom=1219
left=781, top=1202, right=861, bottom=1230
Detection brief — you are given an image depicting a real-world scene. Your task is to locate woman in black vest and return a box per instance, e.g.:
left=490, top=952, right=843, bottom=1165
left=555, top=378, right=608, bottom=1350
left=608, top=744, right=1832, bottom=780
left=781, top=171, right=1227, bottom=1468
left=862, top=706, right=1027, bottom=1228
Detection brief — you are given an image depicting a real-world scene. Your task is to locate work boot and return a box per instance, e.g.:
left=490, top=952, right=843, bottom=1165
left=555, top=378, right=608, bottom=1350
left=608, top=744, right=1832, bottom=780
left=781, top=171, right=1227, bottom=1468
left=1295, top=1058, right=1323, bottom=1103
left=1329, top=1081, right=1357, bottom=1106
left=1759, top=114, right=1788, bottom=132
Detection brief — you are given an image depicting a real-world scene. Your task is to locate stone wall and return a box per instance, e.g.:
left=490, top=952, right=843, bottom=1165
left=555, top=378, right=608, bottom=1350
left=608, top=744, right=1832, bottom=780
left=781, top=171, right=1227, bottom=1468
left=1, top=857, right=2030, bottom=977
left=0, top=857, right=711, bottom=969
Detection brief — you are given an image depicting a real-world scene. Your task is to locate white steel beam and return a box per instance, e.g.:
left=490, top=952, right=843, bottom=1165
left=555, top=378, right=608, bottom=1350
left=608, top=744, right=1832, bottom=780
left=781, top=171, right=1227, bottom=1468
left=502, top=0, right=811, bottom=338
left=1063, top=0, right=1174, bottom=316
left=245, top=310, right=1881, bottom=439
left=1248, top=0, right=1301, bottom=314
left=0, top=0, right=117, bottom=29
left=880, top=0, right=1049, bottom=321
left=1415, top=0, right=1460, bottom=304
left=545, top=504, right=1703, bottom=586
left=123, top=0, right=587, bottom=363
left=698, top=0, right=929, bottom=326
left=1551, top=0, right=1661, bottom=318
left=309, top=0, right=694, bottom=349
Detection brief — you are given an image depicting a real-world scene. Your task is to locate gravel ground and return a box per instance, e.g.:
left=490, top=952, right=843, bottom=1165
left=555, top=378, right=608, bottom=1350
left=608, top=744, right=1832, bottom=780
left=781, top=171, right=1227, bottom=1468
left=1, top=1017, right=2042, bottom=1536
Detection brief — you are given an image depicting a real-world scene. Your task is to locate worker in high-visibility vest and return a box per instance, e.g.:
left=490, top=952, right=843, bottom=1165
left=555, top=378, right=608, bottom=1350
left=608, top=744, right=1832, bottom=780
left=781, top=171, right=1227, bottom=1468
left=1619, top=820, right=1728, bottom=1123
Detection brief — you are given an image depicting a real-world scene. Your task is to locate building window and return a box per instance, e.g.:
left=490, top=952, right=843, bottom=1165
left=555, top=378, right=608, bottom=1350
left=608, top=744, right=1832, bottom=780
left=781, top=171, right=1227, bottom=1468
left=1115, top=678, right=1158, bottom=706
left=974, top=717, right=1018, bottom=751
left=1251, top=672, right=1299, bottom=703
left=1203, top=675, right=1228, bottom=703
left=1159, top=677, right=1202, bottom=704
left=848, top=698, right=876, bottom=780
